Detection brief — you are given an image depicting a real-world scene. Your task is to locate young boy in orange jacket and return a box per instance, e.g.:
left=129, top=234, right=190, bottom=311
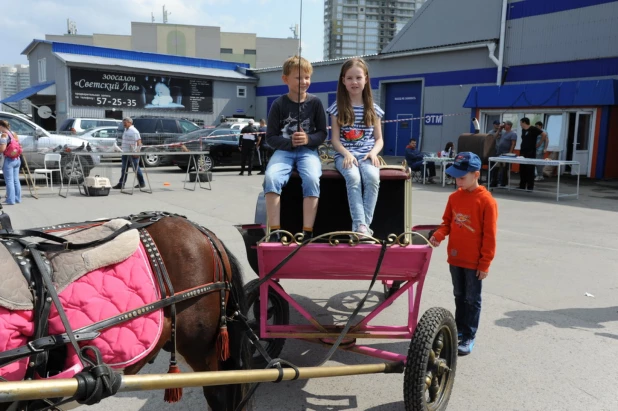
left=429, top=152, right=498, bottom=356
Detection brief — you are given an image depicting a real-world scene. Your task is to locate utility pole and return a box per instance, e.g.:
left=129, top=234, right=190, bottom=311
left=163, top=5, right=171, bottom=24
left=289, top=24, right=298, bottom=39
left=151, top=12, right=155, bottom=23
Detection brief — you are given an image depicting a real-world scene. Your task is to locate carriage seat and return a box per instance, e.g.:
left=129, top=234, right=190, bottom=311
left=281, top=165, right=410, bottom=240
left=0, top=219, right=139, bottom=311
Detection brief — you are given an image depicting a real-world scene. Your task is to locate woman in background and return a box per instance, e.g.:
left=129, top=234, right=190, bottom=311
left=0, top=120, right=22, bottom=205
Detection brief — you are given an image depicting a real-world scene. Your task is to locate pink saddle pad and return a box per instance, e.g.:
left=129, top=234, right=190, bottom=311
left=0, top=243, right=163, bottom=381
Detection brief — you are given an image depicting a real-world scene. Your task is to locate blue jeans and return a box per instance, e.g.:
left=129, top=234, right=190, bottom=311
left=335, top=154, right=380, bottom=232
left=450, top=265, right=482, bottom=339
left=535, top=151, right=544, bottom=176
left=119, top=155, right=144, bottom=186
left=264, top=147, right=321, bottom=197
left=3, top=157, right=21, bottom=204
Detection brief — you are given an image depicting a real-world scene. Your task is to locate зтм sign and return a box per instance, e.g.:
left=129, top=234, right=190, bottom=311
left=424, top=113, right=443, bottom=126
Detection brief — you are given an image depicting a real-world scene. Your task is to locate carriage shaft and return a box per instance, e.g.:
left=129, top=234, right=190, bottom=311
left=0, top=362, right=404, bottom=402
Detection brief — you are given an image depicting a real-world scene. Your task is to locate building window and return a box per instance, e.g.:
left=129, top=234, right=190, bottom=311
left=244, top=49, right=257, bottom=55
left=38, top=58, right=46, bottom=82
left=220, top=48, right=233, bottom=54
left=237, top=86, right=247, bottom=98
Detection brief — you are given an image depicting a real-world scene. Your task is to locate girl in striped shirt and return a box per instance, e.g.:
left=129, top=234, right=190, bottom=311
left=327, top=58, right=384, bottom=237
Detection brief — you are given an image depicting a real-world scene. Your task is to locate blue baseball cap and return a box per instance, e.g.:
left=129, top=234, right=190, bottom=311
left=446, top=152, right=482, bottom=178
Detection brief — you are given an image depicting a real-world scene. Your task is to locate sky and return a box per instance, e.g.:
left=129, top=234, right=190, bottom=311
left=0, top=0, right=324, bottom=65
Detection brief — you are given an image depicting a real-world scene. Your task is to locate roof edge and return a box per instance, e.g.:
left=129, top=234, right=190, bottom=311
left=52, top=52, right=257, bottom=81
left=21, top=39, right=52, bottom=56
left=249, top=39, right=496, bottom=74
left=249, top=53, right=380, bottom=74
left=380, top=40, right=498, bottom=58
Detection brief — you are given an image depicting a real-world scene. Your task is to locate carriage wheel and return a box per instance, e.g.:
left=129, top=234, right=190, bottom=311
left=404, top=307, right=457, bottom=411
left=244, top=279, right=290, bottom=368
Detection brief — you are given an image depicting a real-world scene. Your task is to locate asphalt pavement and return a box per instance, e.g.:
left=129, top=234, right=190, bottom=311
left=3, top=163, right=618, bottom=411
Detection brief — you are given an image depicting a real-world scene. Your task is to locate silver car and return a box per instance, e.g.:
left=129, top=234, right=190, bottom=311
left=0, top=112, right=100, bottom=182
left=78, top=126, right=121, bottom=150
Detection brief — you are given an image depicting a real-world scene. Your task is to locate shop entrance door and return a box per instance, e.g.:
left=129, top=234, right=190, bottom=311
left=384, top=81, right=422, bottom=156
left=566, top=112, right=593, bottom=175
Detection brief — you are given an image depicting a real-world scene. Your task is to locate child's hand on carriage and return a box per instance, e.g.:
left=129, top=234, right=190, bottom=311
left=292, top=129, right=308, bottom=147
left=342, top=152, right=359, bottom=168
left=476, top=270, right=488, bottom=280
left=429, top=236, right=441, bottom=247
left=363, top=152, right=381, bottom=167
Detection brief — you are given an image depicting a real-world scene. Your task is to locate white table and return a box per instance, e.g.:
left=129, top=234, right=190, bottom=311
left=487, top=156, right=580, bottom=201
left=60, top=150, right=211, bottom=198
left=422, top=157, right=454, bottom=187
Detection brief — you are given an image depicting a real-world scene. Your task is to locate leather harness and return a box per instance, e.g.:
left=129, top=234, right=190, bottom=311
left=0, top=212, right=235, bottom=409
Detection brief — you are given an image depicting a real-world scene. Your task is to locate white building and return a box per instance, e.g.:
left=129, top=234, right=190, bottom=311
left=0, top=65, right=30, bottom=114
left=323, top=0, right=426, bottom=59
left=46, top=22, right=298, bottom=69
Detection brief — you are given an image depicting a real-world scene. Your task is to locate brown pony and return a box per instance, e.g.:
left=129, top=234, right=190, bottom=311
left=1, top=216, right=250, bottom=411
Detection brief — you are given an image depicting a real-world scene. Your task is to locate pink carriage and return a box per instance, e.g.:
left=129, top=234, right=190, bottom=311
left=238, top=165, right=457, bottom=411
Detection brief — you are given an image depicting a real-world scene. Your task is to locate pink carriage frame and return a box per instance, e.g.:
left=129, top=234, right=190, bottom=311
left=256, top=238, right=434, bottom=364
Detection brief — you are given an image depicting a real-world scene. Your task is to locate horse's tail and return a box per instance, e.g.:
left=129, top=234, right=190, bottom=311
left=222, top=244, right=252, bottom=411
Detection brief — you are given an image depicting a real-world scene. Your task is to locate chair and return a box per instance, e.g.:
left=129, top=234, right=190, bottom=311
left=411, top=169, right=424, bottom=183
left=33, top=153, right=63, bottom=190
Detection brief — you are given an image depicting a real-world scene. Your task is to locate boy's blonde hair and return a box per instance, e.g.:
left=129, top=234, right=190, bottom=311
left=282, top=55, right=313, bottom=76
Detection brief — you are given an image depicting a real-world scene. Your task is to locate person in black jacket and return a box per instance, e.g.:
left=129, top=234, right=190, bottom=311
left=256, top=119, right=270, bottom=175
left=239, top=120, right=258, bottom=175
left=519, top=117, right=542, bottom=191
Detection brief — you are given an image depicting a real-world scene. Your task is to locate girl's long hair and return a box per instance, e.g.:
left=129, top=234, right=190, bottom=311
left=336, top=58, right=378, bottom=127
left=0, top=119, right=18, bottom=141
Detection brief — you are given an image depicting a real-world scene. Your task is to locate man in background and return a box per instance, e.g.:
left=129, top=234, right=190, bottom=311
left=239, top=119, right=258, bottom=176
left=534, top=121, right=549, bottom=181
left=491, top=121, right=517, bottom=187
left=113, top=117, right=145, bottom=189
left=519, top=118, right=542, bottom=191
left=257, top=118, right=270, bottom=175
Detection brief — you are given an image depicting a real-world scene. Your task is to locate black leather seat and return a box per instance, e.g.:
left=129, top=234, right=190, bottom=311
left=280, top=167, right=410, bottom=239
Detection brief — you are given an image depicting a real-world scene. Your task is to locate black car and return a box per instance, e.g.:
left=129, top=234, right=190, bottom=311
left=165, top=128, right=261, bottom=172
left=115, top=116, right=201, bottom=167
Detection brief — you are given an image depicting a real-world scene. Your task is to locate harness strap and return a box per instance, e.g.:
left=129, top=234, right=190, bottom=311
left=2, top=221, right=153, bottom=252
left=30, top=248, right=90, bottom=369
left=139, top=229, right=178, bottom=367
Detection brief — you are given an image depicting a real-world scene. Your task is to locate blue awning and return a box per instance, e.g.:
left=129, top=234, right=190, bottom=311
left=463, top=79, right=618, bottom=108
left=0, top=81, right=55, bottom=104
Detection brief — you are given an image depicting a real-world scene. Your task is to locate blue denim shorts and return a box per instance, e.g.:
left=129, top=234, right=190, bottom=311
left=263, top=147, right=322, bottom=197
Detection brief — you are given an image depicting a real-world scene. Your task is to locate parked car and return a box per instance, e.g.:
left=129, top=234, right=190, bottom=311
left=216, top=122, right=253, bottom=131
left=58, top=118, right=121, bottom=134
left=0, top=112, right=99, bottom=182
left=78, top=126, right=120, bottom=149
left=115, top=116, right=201, bottom=167
left=164, top=128, right=261, bottom=172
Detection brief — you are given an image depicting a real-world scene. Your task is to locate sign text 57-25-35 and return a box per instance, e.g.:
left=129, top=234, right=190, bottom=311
left=96, top=97, right=137, bottom=107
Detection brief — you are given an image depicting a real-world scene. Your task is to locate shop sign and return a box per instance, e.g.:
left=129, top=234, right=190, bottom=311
left=424, top=113, right=443, bottom=125
left=70, top=68, right=213, bottom=113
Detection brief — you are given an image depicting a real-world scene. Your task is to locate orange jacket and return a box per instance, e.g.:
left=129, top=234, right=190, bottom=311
left=432, top=186, right=498, bottom=272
